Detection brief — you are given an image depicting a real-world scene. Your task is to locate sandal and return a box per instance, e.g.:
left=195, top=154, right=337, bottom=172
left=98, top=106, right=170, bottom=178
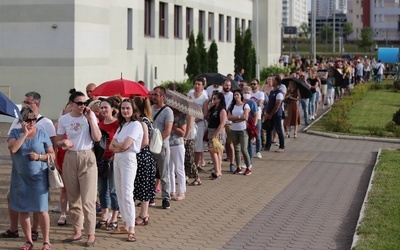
left=41, top=242, right=51, bottom=250
left=189, top=178, right=202, bottom=186
left=106, top=221, right=118, bottom=231
left=127, top=233, right=137, bottom=242
left=0, top=229, right=19, bottom=238
left=20, top=241, right=34, bottom=250
left=31, top=231, right=39, bottom=241
left=95, top=219, right=108, bottom=229
left=174, top=194, right=185, bottom=201
left=57, top=215, right=67, bottom=226
left=294, top=133, right=298, bottom=138
left=135, top=216, right=149, bottom=226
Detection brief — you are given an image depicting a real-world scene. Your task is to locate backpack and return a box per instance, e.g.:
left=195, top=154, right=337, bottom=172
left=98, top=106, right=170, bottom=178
left=88, top=122, right=109, bottom=162
left=149, top=106, right=167, bottom=154
left=243, top=104, right=258, bottom=139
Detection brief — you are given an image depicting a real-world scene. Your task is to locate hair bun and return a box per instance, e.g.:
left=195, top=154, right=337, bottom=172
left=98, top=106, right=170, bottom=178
left=69, top=88, right=77, bottom=94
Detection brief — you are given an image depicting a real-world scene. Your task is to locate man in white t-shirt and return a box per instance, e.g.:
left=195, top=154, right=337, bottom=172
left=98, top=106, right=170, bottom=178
left=222, top=79, right=235, bottom=172
left=250, top=79, right=264, bottom=158
left=2, top=91, right=56, bottom=241
left=206, top=83, right=222, bottom=98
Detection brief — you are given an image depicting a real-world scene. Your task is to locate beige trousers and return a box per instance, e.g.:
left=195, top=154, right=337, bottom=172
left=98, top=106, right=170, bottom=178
left=62, top=149, right=97, bottom=235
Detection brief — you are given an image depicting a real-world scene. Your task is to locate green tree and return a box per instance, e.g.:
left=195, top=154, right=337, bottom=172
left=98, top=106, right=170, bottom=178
left=208, top=40, right=218, bottom=73
left=242, top=28, right=256, bottom=81
left=196, top=29, right=208, bottom=73
left=185, top=31, right=200, bottom=80
left=234, top=28, right=243, bottom=75
left=320, top=24, right=333, bottom=42
left=357, top=27, right=374, bottom=52
left=298, top=22, right=309, bottom=40
left=343, top=22, right=354, bottom=41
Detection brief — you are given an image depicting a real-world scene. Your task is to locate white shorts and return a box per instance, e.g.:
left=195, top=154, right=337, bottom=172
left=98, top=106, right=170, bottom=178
left=321, top=84, right=327, bottom=95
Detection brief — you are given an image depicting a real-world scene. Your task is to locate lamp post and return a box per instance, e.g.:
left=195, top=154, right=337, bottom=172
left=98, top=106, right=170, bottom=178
left=255, top=0, right=260, bottom=80
left=332, top=0, right=336, bottom=53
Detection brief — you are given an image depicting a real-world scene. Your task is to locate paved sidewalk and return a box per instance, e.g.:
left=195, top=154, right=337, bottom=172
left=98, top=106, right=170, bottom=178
left=0, top=121, right=398, bottom=250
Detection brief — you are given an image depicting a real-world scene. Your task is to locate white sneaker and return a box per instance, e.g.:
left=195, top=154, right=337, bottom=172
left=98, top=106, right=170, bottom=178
left=255, top=152, right=262, bottom=159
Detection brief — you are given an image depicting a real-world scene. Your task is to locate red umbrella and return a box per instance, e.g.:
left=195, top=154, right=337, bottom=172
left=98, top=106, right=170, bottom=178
left=91, top=78, right=150, bottom=98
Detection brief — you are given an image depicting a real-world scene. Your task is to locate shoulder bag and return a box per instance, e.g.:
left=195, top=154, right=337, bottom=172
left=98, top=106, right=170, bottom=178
left=150, top=106, right=167, bottom=154
left=47, top=153, right=64, bottom=190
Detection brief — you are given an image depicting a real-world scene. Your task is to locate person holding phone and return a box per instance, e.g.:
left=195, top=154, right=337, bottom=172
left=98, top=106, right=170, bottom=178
left=56, top=90, right=101, bottom=247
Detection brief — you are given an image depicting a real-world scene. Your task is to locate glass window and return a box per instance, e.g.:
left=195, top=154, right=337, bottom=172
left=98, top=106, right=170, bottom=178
left=159, top=2, right=168, bottom=37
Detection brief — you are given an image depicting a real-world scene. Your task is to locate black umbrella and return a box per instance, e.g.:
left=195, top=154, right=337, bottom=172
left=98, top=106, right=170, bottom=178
left=282, top=77, right=312, bottom=99
left=196, top=73, right=240, bottom=90
left=0, top=92, right=22, bottom=120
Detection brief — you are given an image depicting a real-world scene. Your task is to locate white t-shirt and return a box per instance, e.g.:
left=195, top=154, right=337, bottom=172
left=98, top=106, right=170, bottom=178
left=57, top=113, right=97, bottom=151
left=230, top=104, right=250, bottom=131
left=224, top=91, right=233, bottom=125
left=113, top=121, right=143, bottom=154
left=206, top=85, right=222, bottom=98
left=188, top=92, right=208, bottom=118
left=251, top=91, right=265, bottom=120
left=8, top=114, right=56, bottom=138
left=187, top=89, right=208, bottom=99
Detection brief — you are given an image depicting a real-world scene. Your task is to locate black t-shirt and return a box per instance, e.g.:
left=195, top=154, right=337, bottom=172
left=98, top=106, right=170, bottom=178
left=208, top=106, right=225, bottom=129
left=307, top=78, right=318, bottom=93
left=317, top=69, right=328, bottom=85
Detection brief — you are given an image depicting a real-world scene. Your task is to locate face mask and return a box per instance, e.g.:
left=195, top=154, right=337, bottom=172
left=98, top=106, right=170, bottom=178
left=243, top=94, right=251, bottom=100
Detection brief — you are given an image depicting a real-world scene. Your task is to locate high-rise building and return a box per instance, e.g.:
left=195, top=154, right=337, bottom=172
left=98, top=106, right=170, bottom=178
left=282, top=0, right=308, bottom=27
left=316, top=0, right=347, bottom=17
left=347, top=0, right=400, bottom=42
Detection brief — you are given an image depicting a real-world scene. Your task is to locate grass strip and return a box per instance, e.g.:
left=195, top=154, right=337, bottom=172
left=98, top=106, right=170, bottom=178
left=353, top=149, right=400, bottom=249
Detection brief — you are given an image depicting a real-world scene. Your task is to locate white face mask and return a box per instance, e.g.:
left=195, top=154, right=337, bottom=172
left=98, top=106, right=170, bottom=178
left=243, top=94, right=251, bottom=100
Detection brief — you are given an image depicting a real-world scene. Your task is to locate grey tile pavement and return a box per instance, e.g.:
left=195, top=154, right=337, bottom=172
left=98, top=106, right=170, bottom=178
left=0, top=121, right=399, bottom=250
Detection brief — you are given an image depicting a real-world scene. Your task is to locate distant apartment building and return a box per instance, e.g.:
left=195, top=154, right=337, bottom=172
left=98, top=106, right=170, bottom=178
left=347, top=0, right=400, bottom=42
left=316, top=0, right=347, bottom=17
left=282, top=0, right=308, bottom=28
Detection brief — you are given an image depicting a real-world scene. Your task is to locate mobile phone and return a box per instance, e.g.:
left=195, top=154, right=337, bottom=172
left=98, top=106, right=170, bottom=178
left=84, top=108, right=88, bottom=114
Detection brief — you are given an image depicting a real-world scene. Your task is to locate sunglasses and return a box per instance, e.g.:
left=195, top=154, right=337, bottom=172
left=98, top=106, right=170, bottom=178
left=73, top=101, right=86, bottom=106
left=22, top=101, right=36, bottom=105
left=24, top=118, right=37, bottom=123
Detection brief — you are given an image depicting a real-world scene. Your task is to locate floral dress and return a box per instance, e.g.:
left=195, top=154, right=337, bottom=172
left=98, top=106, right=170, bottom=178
left=134, top=116, right=156, bottom=201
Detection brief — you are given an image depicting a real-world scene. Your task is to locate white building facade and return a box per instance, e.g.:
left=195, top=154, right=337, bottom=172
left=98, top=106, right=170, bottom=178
left=282, top=0, right=308, bottom=27
left=0, top=0, right=281, bottom=119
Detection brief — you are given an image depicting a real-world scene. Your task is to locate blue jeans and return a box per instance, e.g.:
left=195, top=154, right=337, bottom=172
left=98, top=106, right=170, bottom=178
left=309, top=92, right=317, bottom=116
left=98, top=166, right=119, bottom=211
left=300, top=98, right=309, bottom=125
left=265, top=115, right=285, bottom=150
left=377, top=74, right=383, bottom=83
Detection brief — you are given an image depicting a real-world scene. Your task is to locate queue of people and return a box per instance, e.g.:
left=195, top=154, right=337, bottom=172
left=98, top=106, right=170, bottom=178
left=3, top=65, right=352, bottom=249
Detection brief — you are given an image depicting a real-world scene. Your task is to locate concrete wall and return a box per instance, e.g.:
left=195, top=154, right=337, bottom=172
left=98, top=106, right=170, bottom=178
left=0, top=0, right=283, bottom=120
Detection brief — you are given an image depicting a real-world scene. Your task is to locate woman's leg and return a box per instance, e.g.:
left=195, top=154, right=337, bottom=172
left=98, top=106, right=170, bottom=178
left=239, top=131, right=251, bottom=168
left=97, top=175, right=110, bottom=223
left=231, top=131, right=241, bottom=167
left=19, top=212, right=33, bottom=244
left=37, top=212, right=50, bottom=244
left=175, top=144, right=186, bottom=194
left=169, top=146, right=177, bottom=195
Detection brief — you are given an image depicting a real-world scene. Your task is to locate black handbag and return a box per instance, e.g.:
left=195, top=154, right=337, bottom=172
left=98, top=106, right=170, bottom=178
left=262, top=119, right=273, bottom=131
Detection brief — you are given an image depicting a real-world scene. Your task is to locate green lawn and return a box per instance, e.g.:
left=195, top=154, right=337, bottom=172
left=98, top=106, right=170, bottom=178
left=347, top=90, right=400, bottom=136
left=353, top=149, right=400, bottom=249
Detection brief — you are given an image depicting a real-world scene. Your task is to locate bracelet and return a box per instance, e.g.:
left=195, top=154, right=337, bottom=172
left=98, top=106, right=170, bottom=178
left=37, top=154, right=42, bottom=161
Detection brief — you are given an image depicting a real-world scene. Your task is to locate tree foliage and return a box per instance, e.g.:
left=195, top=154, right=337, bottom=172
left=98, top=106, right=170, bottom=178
left=343, top=22, right=354, bottom=41
left=234, top=28, right=243, bottom=75
left=320, top=24, right=333, bottom=42
left=298, top=22, right=310, bottom=39
left=357, top=27, right=374, bottom=52
left=208, top=40, right=218, bottom=73
left=196, top=29, right=208, bottom=73
left=185, top=31, right=200, bottom=80
left=242, top=28, right=256, bottom=81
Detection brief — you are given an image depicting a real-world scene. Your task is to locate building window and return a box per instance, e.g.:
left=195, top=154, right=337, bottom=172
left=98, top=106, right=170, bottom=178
left=144, top=0, right=154, bottom=36
left=235, top=17, right=240, bottom=32
left=208, top=12, right=214, bottom=41
left=127, top=8, right=133, bottom=49
left=174, top=5, right=182, bottom=38
left=186, top=7, right=193, bottom=39
left=226, top=16, right=231, bottom=42
left=219, top=14, right=224, bottom=41
left=248, top=20, right=252, bottom=31
left=199, top=10, right=206, bottom=34
left=159, top=2, right=168, bottom=37
left=241, top=19, right=246, bottom=31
